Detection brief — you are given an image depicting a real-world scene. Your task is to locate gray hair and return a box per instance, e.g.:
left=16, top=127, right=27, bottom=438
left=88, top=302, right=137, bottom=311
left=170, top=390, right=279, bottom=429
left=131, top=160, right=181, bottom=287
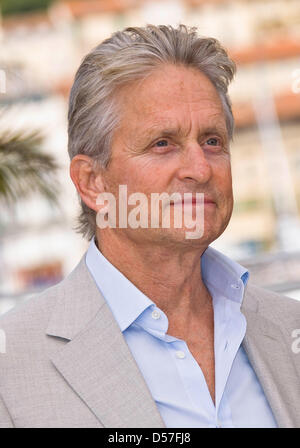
left=68, top=24, right=236, bottom=240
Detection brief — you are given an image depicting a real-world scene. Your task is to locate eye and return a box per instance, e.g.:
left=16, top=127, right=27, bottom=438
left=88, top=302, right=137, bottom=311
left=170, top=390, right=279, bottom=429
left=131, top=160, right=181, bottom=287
left=151, top=139, right=175, bottom=153
left=155, top=139, right=169, bottom=147
left=205, top=137, right=220, bottom=146
left=202, top=136, right=224, bottom=152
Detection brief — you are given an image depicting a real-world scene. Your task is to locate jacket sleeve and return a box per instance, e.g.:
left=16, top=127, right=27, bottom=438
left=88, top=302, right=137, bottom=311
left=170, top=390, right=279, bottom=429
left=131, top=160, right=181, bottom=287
left=0, top=394, right=14, bottom=428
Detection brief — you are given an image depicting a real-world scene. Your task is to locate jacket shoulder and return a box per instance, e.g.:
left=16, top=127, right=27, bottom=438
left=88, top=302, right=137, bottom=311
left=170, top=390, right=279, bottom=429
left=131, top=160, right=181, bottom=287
left=0, top=255, right=87, bottom=333
left=243, top=282, right=300, bottom=324
left=0, top=279, right=65, bottom=341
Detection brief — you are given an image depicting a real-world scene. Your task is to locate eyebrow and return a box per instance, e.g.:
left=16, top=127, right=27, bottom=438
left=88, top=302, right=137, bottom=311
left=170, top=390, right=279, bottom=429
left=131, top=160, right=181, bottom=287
left=144, top=124, right=228, bottom=141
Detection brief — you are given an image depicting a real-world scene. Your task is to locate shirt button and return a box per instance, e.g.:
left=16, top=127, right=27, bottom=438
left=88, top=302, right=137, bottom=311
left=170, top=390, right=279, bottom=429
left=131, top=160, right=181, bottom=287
left=231, top=283, right=240, bottom=289
left=175, top=350, right=186, bottom=359
left=151, top=310, right=161, bottom=320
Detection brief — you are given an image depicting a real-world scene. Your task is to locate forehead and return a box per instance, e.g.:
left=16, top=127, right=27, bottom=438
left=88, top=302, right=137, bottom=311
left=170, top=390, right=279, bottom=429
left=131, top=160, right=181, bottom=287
left=116, top=64, right=226, bottom=136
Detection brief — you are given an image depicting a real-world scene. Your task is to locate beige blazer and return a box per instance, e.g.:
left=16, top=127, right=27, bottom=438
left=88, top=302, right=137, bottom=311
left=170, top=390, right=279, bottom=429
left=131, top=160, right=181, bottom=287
left=0, top=255, right=299, bottom=428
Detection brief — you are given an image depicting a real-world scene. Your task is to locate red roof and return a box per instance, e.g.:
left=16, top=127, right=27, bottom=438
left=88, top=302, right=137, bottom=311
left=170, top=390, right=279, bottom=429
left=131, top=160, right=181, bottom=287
left=230, top=38, right=300, bottom=65
left=233, top=91, right=300, bottom=128
left=61, top=0, right=137, bottom=16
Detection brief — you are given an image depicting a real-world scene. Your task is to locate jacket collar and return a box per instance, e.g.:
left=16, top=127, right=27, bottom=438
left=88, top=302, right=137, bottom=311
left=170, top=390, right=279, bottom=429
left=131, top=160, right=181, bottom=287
left=46, top=256, right=103, bottom=340
left=46, top=256, right=165, bottom=428
left=241, top=283, right=300, bottom=428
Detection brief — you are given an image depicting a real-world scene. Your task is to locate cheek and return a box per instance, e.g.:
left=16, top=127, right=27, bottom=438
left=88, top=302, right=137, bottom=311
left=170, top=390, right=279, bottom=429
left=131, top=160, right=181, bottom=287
left=223, top=172, right=233, bottom=195
left=103, top=163, right=146, bottom=197
left=120, top=158, right=174, bottom=194
left=213, top=162, right=233, bottom=202
left=216, top=158, right=232, bottom=186
left=223, top=177, right=233, bottom=214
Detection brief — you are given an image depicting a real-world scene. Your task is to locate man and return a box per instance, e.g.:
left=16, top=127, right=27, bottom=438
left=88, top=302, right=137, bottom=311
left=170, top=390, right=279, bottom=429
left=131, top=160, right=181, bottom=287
left=0, top=24, right=299, bottom=428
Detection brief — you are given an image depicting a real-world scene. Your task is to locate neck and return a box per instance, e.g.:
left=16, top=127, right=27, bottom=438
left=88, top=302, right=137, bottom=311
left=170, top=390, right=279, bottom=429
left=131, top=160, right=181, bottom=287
left=95, top=229, right=212, bottom=320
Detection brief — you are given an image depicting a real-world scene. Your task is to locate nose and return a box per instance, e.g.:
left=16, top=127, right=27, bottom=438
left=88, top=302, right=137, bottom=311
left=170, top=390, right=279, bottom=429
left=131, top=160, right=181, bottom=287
left=176, top=142, right=213, bottom=185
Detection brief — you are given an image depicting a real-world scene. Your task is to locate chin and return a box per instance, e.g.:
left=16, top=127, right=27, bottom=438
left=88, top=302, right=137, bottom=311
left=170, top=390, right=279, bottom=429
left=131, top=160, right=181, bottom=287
left=150, top=227, right=218, bottom=249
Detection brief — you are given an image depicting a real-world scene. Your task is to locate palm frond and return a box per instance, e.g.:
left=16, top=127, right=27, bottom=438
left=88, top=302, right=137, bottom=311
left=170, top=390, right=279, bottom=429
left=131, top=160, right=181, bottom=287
left=0, top=130, right=60, bottom=205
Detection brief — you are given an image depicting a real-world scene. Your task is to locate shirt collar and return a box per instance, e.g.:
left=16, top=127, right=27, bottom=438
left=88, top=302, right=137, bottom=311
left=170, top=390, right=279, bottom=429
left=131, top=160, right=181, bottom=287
left=86, top=238, right=154, bottom=332
left=201, top=245, right=249, bottom=305
left=86, top=238, right=249, bottom=332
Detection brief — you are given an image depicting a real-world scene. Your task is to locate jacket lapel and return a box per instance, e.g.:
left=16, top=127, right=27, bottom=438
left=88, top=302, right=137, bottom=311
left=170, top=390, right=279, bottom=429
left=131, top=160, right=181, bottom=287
left=46, top=257, right=164, bottom=428
left=241, top=285, right=300, bottom=428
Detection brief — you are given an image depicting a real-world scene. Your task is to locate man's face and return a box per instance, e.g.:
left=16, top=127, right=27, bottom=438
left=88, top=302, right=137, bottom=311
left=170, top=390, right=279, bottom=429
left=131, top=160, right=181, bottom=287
left=100, top=64, right=233, bottom=248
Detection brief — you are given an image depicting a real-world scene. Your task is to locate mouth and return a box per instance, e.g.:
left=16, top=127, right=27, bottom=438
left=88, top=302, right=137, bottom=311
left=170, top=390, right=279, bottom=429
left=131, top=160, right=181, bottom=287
left=171, top=195, right=216, bottom=206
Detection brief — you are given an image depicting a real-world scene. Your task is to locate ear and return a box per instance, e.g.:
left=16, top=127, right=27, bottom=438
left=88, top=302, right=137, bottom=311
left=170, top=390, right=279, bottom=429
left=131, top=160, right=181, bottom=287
left=70, top=155, right=105, bottom=213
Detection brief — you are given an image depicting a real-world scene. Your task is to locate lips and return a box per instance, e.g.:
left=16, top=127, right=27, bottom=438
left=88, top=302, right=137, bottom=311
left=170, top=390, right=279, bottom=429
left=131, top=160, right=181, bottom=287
left=171, top=195, right=216, bottom=206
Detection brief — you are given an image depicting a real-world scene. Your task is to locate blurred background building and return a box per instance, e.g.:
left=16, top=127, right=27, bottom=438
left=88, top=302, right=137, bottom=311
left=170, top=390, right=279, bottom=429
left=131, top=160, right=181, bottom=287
left=0, top=0, right=300, bottom=314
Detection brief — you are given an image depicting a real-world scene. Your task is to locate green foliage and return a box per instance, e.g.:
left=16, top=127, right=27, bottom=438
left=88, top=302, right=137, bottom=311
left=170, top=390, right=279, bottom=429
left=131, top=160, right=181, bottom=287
left=1, top=0, right=53, bottom=16
left=0, top=130, right=59, bottom=205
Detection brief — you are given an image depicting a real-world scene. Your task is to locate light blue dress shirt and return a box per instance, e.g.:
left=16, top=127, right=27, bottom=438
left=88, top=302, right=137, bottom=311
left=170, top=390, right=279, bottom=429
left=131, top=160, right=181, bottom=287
left=86, top=239, right=277, bottom=428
